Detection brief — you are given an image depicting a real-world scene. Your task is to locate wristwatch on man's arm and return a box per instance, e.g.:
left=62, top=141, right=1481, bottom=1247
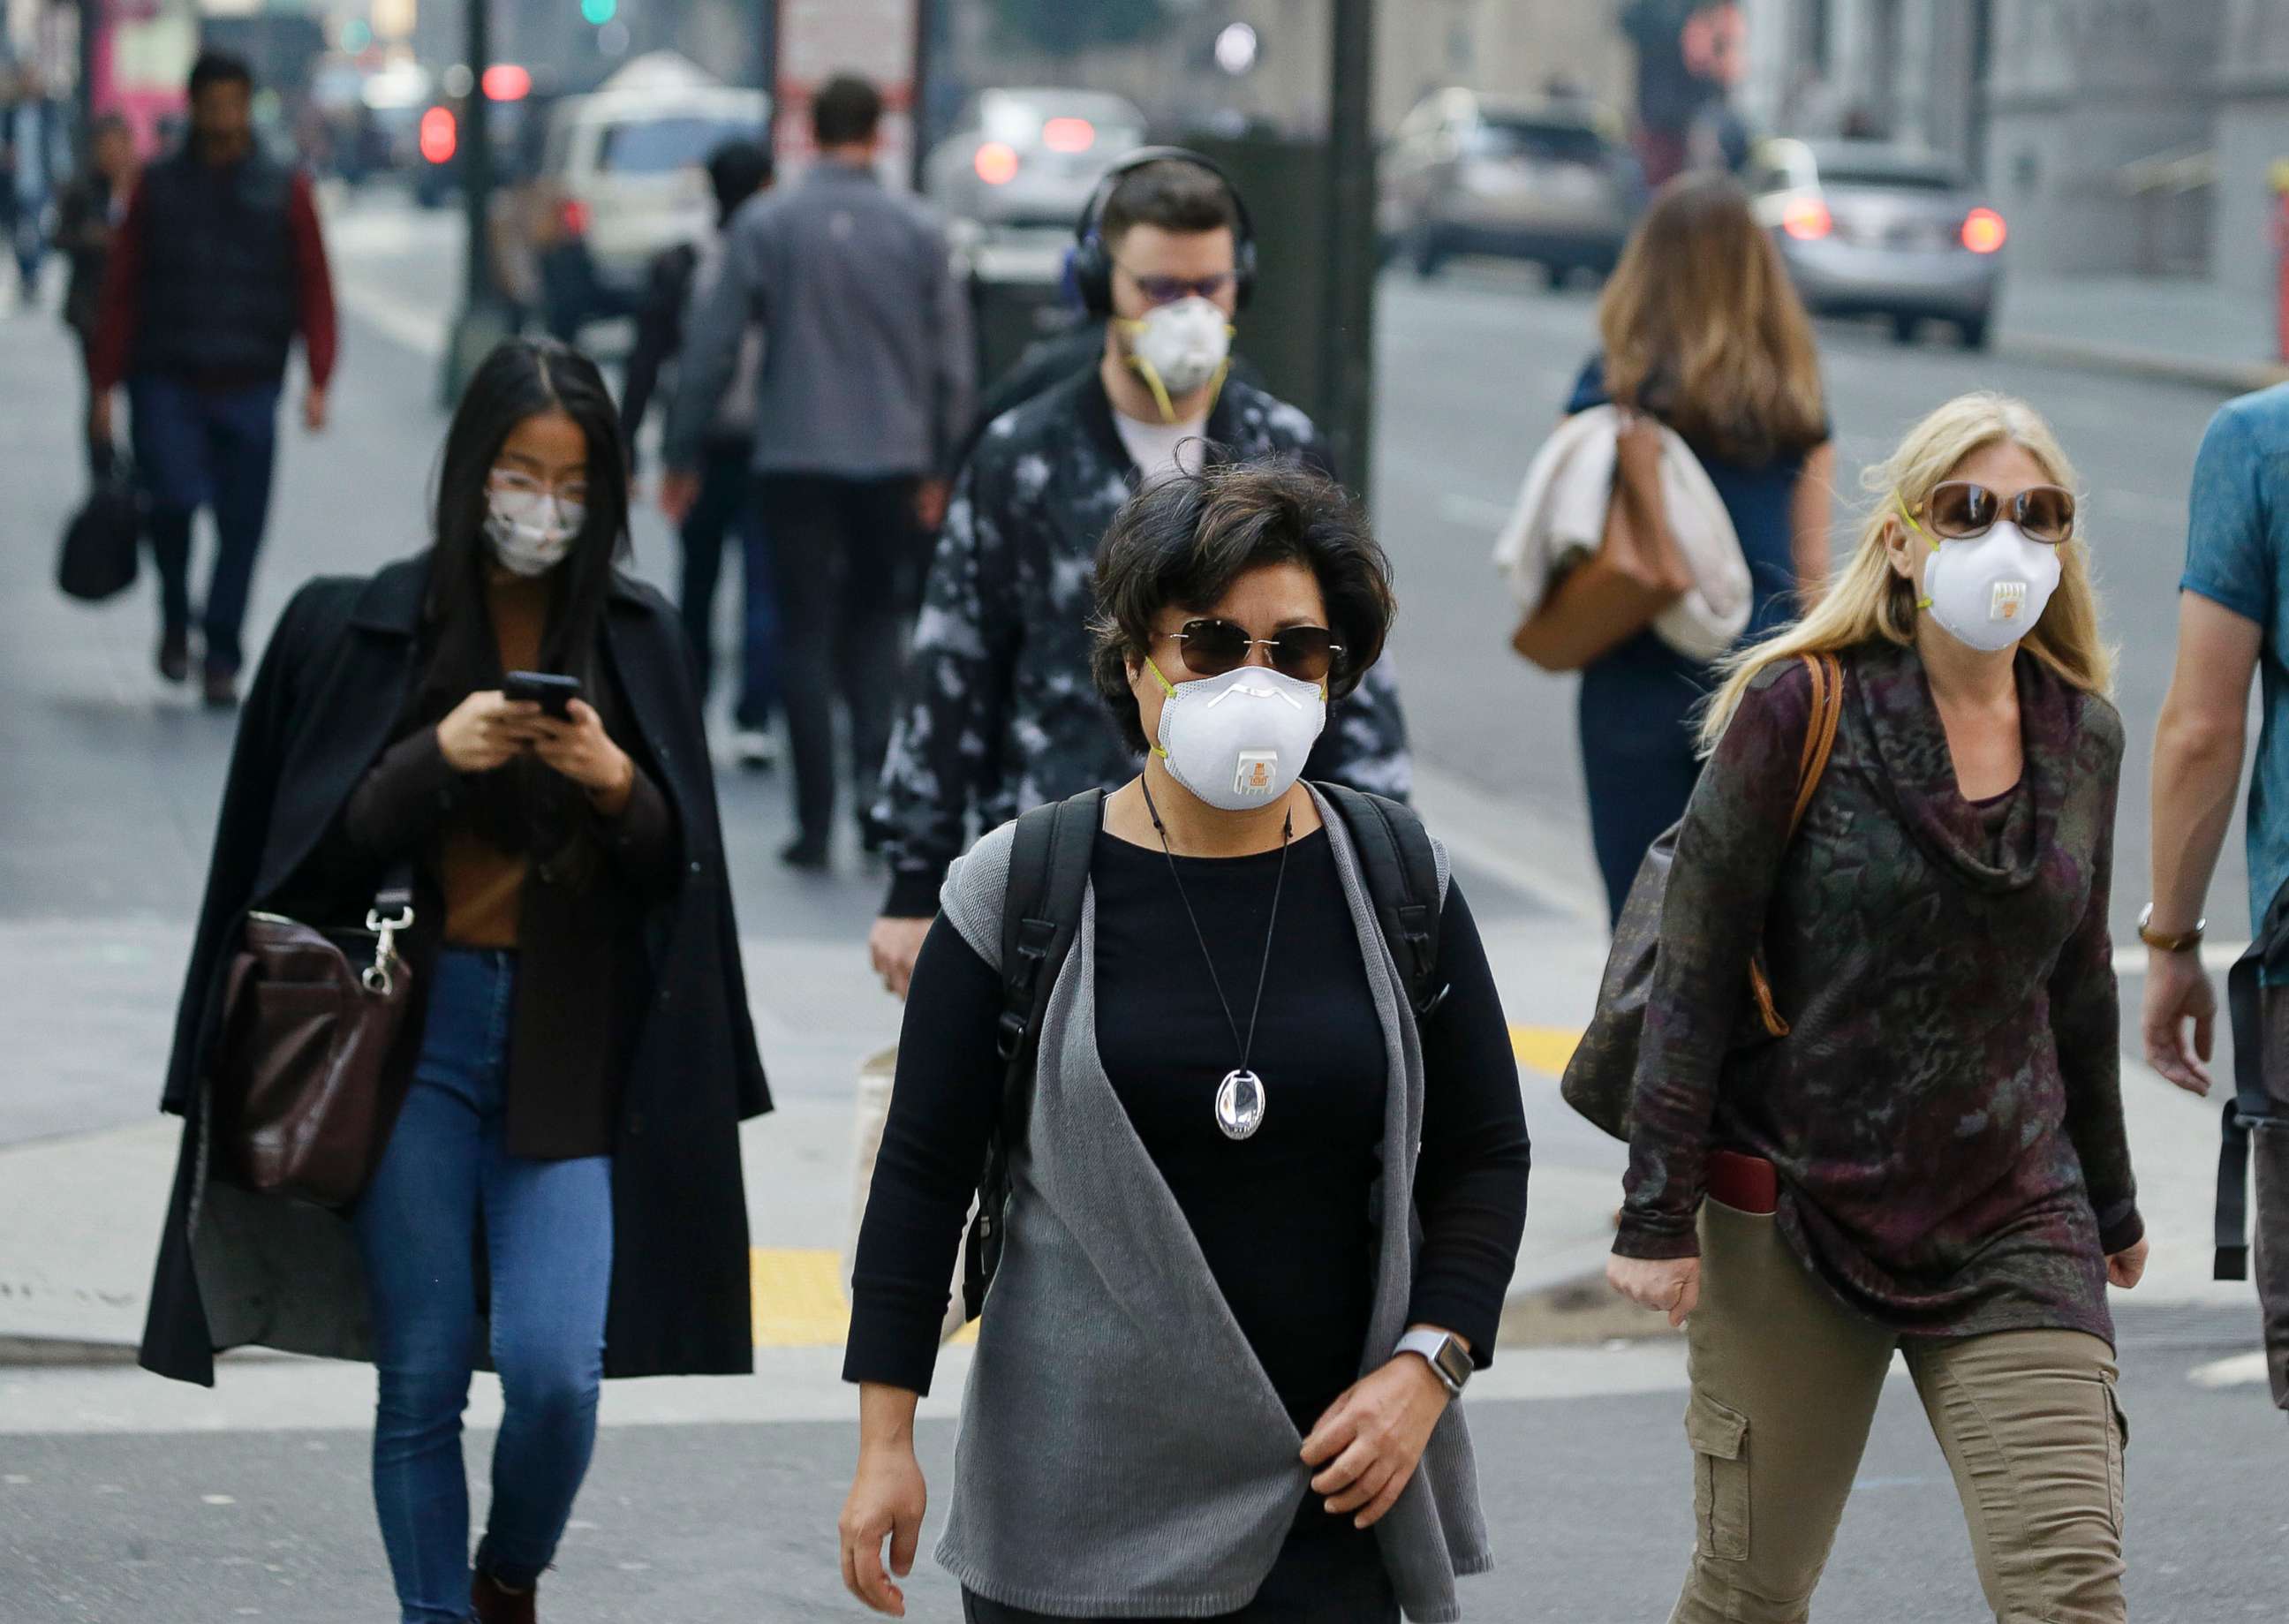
left=1395, top=1328, right=1473, bottom=1400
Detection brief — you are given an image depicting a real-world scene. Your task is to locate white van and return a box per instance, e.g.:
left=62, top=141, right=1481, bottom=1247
left=533, top=54, right=770, bottom=330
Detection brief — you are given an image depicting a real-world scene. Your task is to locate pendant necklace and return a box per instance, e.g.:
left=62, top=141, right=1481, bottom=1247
left=1140, top=777, right=1292, bottom=1143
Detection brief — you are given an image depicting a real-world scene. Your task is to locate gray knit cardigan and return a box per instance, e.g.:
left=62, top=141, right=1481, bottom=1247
left=933, top=786, right=1493, bottom=1621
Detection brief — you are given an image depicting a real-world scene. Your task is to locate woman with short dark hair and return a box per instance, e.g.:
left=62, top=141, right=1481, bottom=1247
left=141, top=338, right=768, bottom=1624
left=837, top=458, right=1530, bottom=1622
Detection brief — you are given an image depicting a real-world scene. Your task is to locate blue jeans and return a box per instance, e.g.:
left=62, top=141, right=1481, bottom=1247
left=129, top=374, right=281, bottom=675
left=681, top=441, right=781, bottom=730
left=354, top=949, right=614, bottom=1624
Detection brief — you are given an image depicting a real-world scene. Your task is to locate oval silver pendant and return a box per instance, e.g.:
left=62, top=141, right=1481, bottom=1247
left=1215, top=1069, right=1266, bottom=1141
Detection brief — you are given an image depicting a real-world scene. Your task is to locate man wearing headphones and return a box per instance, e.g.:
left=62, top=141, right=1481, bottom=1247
left=866, top=150, right=1413, bottom=994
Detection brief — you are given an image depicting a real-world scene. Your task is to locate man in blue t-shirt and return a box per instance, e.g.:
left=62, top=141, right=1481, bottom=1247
left=2148, top=384, right=2289, bottom=1087
left=2148, top=381, right=2289, bottom=1410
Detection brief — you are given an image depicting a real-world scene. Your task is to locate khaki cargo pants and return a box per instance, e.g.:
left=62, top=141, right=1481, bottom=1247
left=1669, top=1201, right=2127, bottom=1624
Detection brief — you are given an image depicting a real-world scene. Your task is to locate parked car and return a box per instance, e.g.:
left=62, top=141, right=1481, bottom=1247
left=525, top=53, right=770, bottom=336
left=1746, top=138, right=2006, bottom=350
left=924, top=87, right=1148, bottom=234
left=1379, top=90, right=1638, bottom=283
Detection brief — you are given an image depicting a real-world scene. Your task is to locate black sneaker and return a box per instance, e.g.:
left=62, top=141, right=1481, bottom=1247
left=201, top=668, right=239, bottom=710
left=156, top=631, right=190, bottom=685
left=780, top=835, right=830, bottom=872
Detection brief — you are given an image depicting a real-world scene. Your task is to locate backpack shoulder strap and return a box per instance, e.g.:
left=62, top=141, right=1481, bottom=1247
left=996, top=788, right=1102, bottom=1118
left=966, top=788, right=1099, bottom=1322
left=1318, top=783, right=1448, bottom=1020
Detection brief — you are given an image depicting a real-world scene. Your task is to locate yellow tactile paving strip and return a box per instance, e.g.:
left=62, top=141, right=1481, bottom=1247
left=749, top=1025, right=1581, bottom=1348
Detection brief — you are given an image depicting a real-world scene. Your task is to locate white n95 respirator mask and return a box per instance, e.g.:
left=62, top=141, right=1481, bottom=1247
left=1906, top=500, right=2060, bottom=653
left=1148, top=659, right=1327, bottom=812
left=1119, top=297, right=1234, bottom=421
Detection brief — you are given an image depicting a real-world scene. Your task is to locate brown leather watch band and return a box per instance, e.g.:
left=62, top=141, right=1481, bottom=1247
left=2137, top=904, right=2204, bottom=954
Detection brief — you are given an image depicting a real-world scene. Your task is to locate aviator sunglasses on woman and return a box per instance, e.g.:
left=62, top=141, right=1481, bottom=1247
left=1903, top=479, right=2078, bottom=544
left=1164, top=616, right=1344, bottom=683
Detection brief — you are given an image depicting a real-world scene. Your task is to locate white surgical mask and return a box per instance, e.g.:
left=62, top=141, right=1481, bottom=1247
left=1906, top=499, right=2060, bottom=653
left=1118, top=296, right=1233, bottom=422
left=485, top=485, right=585, bottom=578
left=1147, top=657, right=1326, bottom=812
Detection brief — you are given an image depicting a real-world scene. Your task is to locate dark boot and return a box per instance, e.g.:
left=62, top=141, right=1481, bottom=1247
left=471, top=1570, right=537, bottom=1624
left=156, top=631, right=190, bottom=684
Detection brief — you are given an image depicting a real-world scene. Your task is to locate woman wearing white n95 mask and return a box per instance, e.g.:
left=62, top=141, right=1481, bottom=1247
left=1605, top=392, right=2142, bottom=1623
left=836, top=460, right=1530, bottom=1623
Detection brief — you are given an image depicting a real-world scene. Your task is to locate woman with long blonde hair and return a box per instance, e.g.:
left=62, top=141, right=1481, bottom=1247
left=1607, top=392, right=2144, bottom=1623
left=1562, top=171, right=1837, bottom=920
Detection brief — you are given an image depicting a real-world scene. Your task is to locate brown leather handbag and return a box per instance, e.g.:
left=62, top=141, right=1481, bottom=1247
left=213, top=875, right=418, bottom=1208
left=1509, top=450, right=1696, bottom=674
left=1560, top=653, right=1844, bottom=1140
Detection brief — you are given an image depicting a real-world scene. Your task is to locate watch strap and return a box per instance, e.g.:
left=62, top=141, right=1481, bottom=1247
left=2138, top=904, right=2204, bottom=954
left=1395, top=1328, right=1469, bottom=1398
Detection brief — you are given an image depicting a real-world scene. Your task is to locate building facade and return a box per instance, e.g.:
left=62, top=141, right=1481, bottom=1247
left=1744, top=0, right=2289, bottom=289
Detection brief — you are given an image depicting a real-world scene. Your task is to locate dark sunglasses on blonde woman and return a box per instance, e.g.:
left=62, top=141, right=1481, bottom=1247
left=1168, top=618, right=1344, bottom=683
left=1915, top=480, right=2077, bottom=545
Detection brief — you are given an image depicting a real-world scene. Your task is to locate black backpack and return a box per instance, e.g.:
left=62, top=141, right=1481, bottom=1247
left=961, top=782, right=1448, bottom=1320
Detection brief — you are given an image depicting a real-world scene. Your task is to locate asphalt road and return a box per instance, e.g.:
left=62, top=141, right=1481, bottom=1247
left=2, top=1306, right=2278, bottom=1623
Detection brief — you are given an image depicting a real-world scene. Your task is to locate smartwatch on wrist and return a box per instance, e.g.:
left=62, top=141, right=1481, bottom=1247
left=1395, top=1328, right=1472, bottom=1400
left=2137, top=904, right=2204, bottom=955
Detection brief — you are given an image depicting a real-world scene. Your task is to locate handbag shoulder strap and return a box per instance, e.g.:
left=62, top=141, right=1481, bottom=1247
left=1785, top=651, right=1844, bottom=838
left=1749, top=651, right=1845, bottom=1039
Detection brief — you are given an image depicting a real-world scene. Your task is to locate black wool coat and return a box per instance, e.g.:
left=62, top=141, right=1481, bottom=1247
left=140, top=555, right=771, bottom=1386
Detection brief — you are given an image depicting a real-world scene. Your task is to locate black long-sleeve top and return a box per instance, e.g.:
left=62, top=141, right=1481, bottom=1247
left=845, top=827, right=1531, bottom=1435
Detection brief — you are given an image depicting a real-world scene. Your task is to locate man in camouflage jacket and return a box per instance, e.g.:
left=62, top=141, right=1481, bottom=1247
left=867, top=154, right=1411, bottom=993
left=866, top=369, right=1411, bottom=989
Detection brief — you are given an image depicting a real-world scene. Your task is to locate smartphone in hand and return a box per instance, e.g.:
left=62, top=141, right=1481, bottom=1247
left=503, top=670, right=583, bottom=720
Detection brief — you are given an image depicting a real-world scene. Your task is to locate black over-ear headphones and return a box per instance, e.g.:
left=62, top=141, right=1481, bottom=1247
left=1069, top=145, right=1258, bottom=319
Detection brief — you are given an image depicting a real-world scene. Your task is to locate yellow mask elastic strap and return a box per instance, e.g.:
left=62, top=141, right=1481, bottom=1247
left=1145, top=654, right=1177, bottom=758
left=1900, top=495, right=1938, bottom=610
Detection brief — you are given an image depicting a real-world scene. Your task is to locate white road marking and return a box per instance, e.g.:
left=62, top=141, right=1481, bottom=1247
left=2188, top=1350, right=2269, bottom=1388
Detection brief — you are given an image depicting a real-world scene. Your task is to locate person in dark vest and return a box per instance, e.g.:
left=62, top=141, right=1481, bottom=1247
left=140, top=339, right=769, bottom=1624
left=57, top=113, right=138, bottom=480
left=88, top=49, right=337, bottom=708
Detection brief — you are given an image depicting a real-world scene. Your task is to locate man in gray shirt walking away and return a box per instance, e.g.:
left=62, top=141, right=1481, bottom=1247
left=665, top=75, right=973, bottom=871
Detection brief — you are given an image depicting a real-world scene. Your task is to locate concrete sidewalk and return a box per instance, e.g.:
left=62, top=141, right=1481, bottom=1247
left=1999, top=272, right=2286, bottom=394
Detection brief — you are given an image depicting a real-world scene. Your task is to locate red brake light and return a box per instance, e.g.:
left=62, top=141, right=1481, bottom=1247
left=1961, top=207, right=2007, bottom=253
left=481, top=64, right=532, bottom=103
left=1781, top=196, right=1832, bottom=241
left=559, top=198, right=590, bottom=237
left=973, top=141, right=1020, bottom=185
left=1042, top=117, right=1095, bottom=154
left=419, top=107, right=457, bottom=166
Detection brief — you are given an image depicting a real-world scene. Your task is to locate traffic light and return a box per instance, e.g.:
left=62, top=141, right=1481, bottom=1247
left=580, top=0, right=616, bottom=23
